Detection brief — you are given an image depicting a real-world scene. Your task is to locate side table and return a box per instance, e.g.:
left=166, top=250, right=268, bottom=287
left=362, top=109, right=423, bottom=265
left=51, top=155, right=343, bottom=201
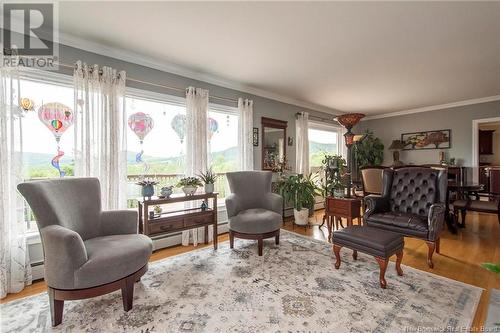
left=324, top=196, right=362, bottom=241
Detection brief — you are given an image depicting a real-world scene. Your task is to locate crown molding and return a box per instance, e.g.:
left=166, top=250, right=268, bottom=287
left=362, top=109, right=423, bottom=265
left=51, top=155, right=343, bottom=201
left=363, top=95, right=500, bottom=121
left=57, top=32, right=341, bottom=115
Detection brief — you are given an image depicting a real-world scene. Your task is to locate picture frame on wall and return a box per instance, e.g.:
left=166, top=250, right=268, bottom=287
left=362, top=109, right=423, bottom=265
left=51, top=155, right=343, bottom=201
left=253, top=127, right=259, bottom=146
left=401, top=129, right=451, bottom=150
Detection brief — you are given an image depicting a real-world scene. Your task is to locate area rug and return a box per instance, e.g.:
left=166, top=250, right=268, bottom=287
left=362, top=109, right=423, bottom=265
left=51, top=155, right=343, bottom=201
left=1, top=230, right=482, bottom=332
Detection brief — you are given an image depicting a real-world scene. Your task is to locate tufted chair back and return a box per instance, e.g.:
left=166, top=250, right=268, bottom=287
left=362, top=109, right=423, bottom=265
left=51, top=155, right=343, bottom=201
left=381, top=167, right=447, bottom=217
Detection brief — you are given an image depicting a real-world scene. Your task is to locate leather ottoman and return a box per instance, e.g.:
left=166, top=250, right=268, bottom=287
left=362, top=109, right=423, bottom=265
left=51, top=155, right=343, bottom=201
left=332, top=226, right=404, bottom=288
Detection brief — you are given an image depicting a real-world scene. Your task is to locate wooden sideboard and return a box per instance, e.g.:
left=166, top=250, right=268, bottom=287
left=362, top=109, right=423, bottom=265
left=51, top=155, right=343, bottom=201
left=137, top=192, right=218, bottom=250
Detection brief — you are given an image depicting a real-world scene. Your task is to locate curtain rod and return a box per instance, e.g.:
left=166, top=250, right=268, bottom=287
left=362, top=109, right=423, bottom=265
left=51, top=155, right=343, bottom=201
left=56, top=61, right=238, bottom=105
left=296, top=112, right=338, bottom=125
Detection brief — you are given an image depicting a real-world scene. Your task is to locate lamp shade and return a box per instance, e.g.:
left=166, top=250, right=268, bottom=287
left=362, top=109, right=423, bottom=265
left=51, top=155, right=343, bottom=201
left=335, top=113, right=365, bottom=129
left=388, top=140, right=405, bottom=150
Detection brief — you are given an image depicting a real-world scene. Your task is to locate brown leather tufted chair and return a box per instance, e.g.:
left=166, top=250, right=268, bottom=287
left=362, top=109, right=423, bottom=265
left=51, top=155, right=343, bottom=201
left=364, top=167, right=447, bottom=268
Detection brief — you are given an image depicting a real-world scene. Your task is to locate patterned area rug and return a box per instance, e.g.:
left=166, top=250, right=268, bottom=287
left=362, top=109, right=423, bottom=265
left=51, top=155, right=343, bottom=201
left=1, top=231, right=482, bottom=332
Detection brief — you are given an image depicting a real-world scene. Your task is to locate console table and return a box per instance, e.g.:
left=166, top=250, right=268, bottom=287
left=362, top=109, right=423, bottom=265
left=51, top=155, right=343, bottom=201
left=324, top=196, right=362, bottom=241
left=137, top=192, right=218, bottom=250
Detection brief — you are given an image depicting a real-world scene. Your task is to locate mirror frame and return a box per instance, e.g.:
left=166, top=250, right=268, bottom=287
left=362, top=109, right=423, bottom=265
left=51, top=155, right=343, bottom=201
left=261, top=117, right=288, bottom=171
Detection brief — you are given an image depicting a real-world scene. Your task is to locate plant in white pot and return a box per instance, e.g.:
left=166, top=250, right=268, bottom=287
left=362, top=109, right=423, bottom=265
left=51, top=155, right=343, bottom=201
left=176, top=177, right=203, bottom=196
left=277, top=173, right=320, bottom=226
left=197, top=168, right=218, bottom=194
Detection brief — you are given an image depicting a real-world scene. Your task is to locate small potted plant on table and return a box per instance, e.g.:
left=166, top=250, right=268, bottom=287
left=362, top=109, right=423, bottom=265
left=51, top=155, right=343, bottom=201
left=177, top=176, right=203, bottom=196
left=277, top=173, right=320, bottom=226
left=197, top=168, right=218, bottom=194
left=136, top=179, right=159, bottom=200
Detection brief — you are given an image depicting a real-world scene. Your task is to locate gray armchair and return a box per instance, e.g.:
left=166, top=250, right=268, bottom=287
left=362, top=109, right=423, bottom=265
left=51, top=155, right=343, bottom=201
left=364, top=167, right=447, bottom=268
left=17, top=177, right=152, bottom=326
left=226, top=171, right=283, bottom=256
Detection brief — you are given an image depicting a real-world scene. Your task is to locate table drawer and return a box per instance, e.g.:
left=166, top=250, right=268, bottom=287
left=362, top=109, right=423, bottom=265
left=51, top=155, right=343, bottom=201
left=148, top=218, right=184, bottom=234
left=184, top=212, right=213, bottom=227
left=330, top=207, right=350, bottom=216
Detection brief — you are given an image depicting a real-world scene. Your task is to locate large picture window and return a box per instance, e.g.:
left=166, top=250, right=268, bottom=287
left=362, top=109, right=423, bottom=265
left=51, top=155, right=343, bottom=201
left=308, top=123, right=342, bottom=172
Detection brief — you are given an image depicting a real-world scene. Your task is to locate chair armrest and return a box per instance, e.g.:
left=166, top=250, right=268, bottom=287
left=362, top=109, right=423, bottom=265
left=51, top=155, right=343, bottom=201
left=100, top=210, right=138, bottom=236
left=428, top=203, right=445, bottom=241
left=364, top=195, right=389, bottom=220
left=225, top=194, right=242, bottom=218
left=40, top=225, right=88, bottom=289
left=262, top=193, right=283, bottom=215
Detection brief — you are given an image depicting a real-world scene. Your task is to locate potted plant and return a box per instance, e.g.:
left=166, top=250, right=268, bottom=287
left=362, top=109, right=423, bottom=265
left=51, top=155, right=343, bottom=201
left=277, top=173, right=320, bottom=226
left=197, top=168, right=218, bottom=194
left=354, top=130, right=384, bottom=169
left=177, top=176, right=203, bottom=195
left=136, top=179, right=159, bottom=200
left=321, top=154, right=347, bottom=198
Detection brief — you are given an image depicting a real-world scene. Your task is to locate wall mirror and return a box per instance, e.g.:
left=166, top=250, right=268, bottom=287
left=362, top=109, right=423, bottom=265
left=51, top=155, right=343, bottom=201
left=261, top=117, right=287, bottom=170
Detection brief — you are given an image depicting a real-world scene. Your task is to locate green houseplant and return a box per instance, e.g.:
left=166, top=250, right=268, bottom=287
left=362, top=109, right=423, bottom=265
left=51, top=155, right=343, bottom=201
left=354, top=130, right=384, bottom=169
left=277, top=173, right=320, bottom=226
left=176, top=177, right=203, bottom=196
left=321, top=154, right=347, bottom=198
left=197, top=168, right=218, bottom=194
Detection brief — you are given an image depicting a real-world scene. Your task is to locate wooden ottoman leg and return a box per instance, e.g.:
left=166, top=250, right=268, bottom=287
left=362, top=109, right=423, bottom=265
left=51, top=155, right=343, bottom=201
left=395, top=250, right=404, bottom=276
left=375, top=257, right=388, bottom=289
left=352, top=250, right=358, bottom=260
left=333, top=245, right=342, bottom=269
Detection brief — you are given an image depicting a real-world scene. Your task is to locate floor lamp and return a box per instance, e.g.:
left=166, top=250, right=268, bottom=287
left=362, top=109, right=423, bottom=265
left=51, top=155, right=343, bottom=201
left=335, top=113, right=365, bottom=198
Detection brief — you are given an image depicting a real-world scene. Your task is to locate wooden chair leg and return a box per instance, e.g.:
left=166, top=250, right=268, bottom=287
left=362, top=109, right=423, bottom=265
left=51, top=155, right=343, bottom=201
left=48, top=287, right=64, bottom=327
left=333, top=245, right=342, bottom=269
left=395, top=250, right=404, bottom=276
left=352, top=250, right=358, bottom=260
left=121, top=274, right=135, bottom=312
left=460, top=209, right=467, bottom=227
left=374, top=257, right=389, bottom=289
left=257, top=238, right=263, bottom=256
left=426, top=241, right=436, bottom=269
left=275, top=232, right=280, bottom=245
left=229, top=230, right=234, bottom=249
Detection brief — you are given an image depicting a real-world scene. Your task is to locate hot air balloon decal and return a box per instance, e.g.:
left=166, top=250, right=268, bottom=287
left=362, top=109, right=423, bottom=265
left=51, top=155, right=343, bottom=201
left=128, top=112, right=154, bottom=174
left=208, top=117, right=219, bottom=141
left=171, top=114, right=186, bottom=144
left=37, top=102, right=74, bottom=177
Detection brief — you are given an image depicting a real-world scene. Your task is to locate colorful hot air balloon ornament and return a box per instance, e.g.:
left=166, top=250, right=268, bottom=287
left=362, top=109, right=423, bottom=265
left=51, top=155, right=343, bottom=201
left=37, top=102, right=74, bottom=177
left=128, top=112, right=154, bottom=175
left=208, top=117, right=219, bottom=142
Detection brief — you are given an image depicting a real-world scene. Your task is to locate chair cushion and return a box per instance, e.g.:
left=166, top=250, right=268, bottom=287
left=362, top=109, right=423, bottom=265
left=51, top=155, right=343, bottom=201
left=468, top=200, right=499, bottom=213
left=366, top=212, right=429, bottom=239
left=229, top=208, right=282, bottom=234
left=75, top=234, right=152, bottom=289
left=333, top=226, right=404, bottom=258
left=452, top=199, right=468, bottom=209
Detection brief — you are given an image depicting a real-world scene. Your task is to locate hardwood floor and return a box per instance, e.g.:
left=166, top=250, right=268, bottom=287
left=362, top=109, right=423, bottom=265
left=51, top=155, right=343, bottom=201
left=2, top=211, right=498, bottom=330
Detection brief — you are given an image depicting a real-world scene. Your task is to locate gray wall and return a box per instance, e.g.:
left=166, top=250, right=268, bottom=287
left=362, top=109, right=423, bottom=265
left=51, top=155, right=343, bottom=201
left=358, top=101, right=500, bottom=168
left=56, top=44, right=341, bottom=171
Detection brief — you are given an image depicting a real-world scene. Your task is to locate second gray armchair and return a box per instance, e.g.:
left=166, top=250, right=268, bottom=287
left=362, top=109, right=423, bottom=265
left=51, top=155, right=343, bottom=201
left=226, top=171, right=283, bottom=256
left=17, top=177, right=152, bottom=327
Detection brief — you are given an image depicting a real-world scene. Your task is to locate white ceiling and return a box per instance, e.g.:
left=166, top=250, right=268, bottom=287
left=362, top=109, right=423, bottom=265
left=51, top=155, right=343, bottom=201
left=58, top=1, right=500, bottom=116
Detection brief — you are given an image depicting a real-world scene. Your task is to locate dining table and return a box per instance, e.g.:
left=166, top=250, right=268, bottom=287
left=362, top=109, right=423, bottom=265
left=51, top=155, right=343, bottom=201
left=445, top=181, right=484, bottom=234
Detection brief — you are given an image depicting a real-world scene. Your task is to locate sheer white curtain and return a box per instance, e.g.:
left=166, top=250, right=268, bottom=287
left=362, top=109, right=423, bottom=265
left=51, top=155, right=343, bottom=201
left=238, top=98, right=254, bottom=170
left=182, top=87, right=211, bottom=246
left=295, top=111, right=310, bottom=174
left=73, top=61, right=128, bottom=210
left=0, top=63, right=32, bottom=298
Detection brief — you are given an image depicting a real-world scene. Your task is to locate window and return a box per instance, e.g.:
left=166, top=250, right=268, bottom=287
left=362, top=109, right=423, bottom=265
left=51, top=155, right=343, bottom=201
left=308, top=123, right=343, bottom=172
left=125, top=90, right=187, bottom=206
left=208, top=104, right=239, bottom=200
left=18, top=71, right=75, bottom=233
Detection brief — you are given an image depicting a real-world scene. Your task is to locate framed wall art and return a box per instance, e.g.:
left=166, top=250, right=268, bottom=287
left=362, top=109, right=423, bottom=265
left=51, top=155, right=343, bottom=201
left=253, top=127, right=259, bottom=146
left=401, top=129, right=451, bottom=150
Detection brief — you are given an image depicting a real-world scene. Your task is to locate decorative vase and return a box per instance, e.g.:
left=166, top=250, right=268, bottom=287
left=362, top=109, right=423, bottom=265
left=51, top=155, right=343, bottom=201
left=204, top=183, right=214, bottom=194
left=160, top=186, right=173, bottom=198
left=293, top=208, right=309, bottom=226
left=182, top=186, right=198, bottom=195
left=141, top=184, right=155, bottom=199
